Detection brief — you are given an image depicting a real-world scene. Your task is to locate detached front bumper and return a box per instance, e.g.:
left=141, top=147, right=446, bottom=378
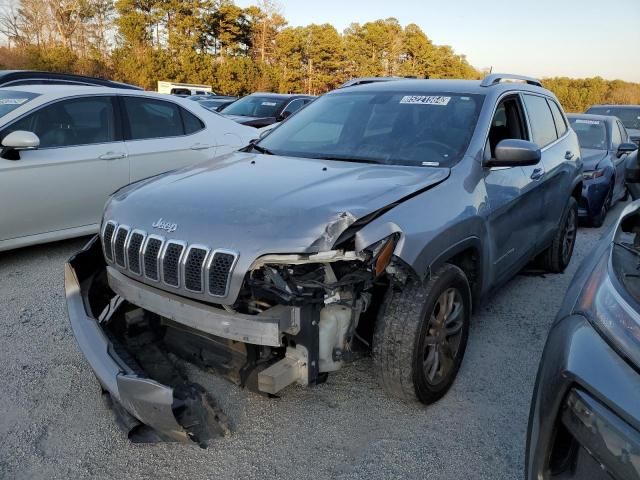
left=65, top=236, right=228, bottom=444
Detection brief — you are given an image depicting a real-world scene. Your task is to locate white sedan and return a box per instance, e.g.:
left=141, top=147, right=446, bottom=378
left=0, top=85, right=257, bottom=251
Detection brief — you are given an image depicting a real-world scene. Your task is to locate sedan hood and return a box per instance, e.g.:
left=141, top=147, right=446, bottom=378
left=107, top=152, right=449, bottom=256
left=581, top=148, right=608, bottom=171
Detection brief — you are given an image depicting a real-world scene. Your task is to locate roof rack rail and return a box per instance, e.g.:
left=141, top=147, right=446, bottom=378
left=480, top=73, right=542, bottom=88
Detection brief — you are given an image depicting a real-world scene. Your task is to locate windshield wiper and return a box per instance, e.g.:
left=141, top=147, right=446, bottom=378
left=251, top=144, right=275, bottom=155
left=313, top=155, right=381, bottom=165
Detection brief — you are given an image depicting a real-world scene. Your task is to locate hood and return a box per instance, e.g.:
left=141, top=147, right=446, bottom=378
left=107, top=151, right=448, bottom=255
left=580, top=148, right=608, bottom=171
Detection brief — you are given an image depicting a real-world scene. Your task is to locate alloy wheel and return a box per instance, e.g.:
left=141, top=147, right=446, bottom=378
left=423, top=288, right=464, bottom=385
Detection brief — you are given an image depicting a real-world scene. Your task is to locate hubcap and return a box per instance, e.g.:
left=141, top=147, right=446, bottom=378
left=562, top=208, right=577, bottom=264
left=422, top=288, right=464, bottom=385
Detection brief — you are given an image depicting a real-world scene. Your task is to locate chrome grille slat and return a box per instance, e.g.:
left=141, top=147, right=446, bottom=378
left=113, top=226, right=130, bottom=268
left=102, top=222, right=117, bottom=262
left=208, top=251, right=236, bottom=297
left=143, top=236, right=163, bottom=281
left=162, top=241, right=185, bottom=287
left=100, top=224, right=237, bottom=298
left=126, top=231, right=145, bottom=275
left=183, top=246, right=209, bottom=292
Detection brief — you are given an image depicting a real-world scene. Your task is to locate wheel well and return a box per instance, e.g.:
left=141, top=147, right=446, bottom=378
left=571, top=182, right=583, bottom=202
left=446, top=247, right=481, bottom=303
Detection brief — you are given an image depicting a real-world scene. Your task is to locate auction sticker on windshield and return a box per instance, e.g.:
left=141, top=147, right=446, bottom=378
left=575, top=119, right=600, bottom=125
left=400, top=95, right=451, bottom=106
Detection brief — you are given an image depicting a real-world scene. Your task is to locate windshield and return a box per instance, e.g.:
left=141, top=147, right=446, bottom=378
left=0, top=90, right=39, bottom=120
left=221, top=95, right=286, bottom=117
left=586, top=106, right=640, bottom=130
left=569, top=118, right=608, bottom=150
left=256, top=91, right=484, bottom=167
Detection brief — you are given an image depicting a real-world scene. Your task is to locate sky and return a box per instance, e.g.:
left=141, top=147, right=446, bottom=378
left=236, top=0, right=640, bottom=82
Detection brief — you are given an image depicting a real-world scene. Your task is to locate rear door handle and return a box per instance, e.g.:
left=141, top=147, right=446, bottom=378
left=565, top=151, right=574, bottom=160
left=530, top=167, right=544, bottom=180
left=99, top=152, right=127, bottom=160
left=190, top=143, right=211, bottom=150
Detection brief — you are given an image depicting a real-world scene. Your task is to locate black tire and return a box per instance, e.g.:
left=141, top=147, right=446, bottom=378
left=540, top=196, right=578, bottom=273
left=590, top=185, right=612, bottom=228
left=372, top=264, right=471, bottom=405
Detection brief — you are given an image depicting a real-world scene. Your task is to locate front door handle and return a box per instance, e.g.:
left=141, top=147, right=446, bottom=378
left=99, top=152, right=127, bottom=160
left=565, top=151, right=574, bottom=160
left=530, top=167, right=544, bottom=180
left=190, top=143, right=211, bottom=150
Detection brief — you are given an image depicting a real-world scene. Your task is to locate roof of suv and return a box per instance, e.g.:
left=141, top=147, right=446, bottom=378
left=330, top=77, right=552, bottom=97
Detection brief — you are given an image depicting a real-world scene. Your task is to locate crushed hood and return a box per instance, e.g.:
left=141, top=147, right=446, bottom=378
left=581, top=148, right=608, bottom=171
left=107, top=151, right=448, bottom=255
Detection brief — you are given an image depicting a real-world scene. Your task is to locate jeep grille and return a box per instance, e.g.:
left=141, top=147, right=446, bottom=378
left=101, top=221, right=237, bottom=298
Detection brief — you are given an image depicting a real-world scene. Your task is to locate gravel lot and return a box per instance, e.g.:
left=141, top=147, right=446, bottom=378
left=0, top=202, right=628, bottom=480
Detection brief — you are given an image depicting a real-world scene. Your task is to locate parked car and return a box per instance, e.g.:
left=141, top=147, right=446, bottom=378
left=65, top=74, right=582, bottom=445
left=586, top=105, right=640, bottom=146
left=190, top=95, right=237, bottom=112
left=219, top=92, right=314, bottom=127
left=567, top=114, right=637, bottom=226
left=526, top=200, right=640, bottom=480
left=0, top=69, right=141, bottom=90
left=0, top=85, right=257, bottom=251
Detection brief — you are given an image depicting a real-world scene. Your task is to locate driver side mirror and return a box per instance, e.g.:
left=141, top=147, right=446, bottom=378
left=1, top=130, right=40, bottom=160
left=484, top=139, right=541, bottom=168
left=617, top=142, right=638, bottom=157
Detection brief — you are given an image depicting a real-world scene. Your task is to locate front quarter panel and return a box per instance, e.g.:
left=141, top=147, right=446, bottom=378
left=354, top=155, right=491, bottom=294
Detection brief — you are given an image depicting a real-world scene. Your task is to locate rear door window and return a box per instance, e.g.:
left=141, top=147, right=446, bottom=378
left=547, top=100, right=568, bottom=137
left=123, top=97, right=184, bottom=140
left=6, top=96, right=116, bottom=148
left=522, top=94, right=558, bottom=147
left=181, top=108, right=205, bottom=134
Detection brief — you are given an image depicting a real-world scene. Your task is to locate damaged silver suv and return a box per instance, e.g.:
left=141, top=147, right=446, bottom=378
left=65, top=74, right=582, bottom=445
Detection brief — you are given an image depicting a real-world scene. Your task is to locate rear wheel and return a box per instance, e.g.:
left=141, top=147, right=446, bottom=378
left=590, top=184, right=612, bottom=228
left=372, top=264, right=471, bottom=404
left=540, top=197, right=578, bottom=273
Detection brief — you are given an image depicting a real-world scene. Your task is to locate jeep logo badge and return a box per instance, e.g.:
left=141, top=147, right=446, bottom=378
left=152, top=218, right=178, bottom=233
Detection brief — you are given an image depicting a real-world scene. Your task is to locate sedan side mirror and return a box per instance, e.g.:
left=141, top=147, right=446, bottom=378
left=617, top=142, right=638, bottom=157
left=1, top=130, right=40, bottom=160
left=485, top=139, right=541, bottom=168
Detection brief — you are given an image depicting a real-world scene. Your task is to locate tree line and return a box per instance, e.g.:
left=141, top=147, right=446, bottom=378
left=0, top=0, right=639, bottom=111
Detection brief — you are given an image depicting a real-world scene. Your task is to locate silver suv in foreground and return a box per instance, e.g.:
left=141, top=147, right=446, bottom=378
left=66, top=74, right=583, bottom=445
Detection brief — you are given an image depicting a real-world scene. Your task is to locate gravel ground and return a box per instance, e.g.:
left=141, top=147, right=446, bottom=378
left=0, top=202, right=628, bottom=480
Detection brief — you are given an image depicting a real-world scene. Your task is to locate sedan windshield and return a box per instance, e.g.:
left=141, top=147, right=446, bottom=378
left=0, top=90, right=39, bottom=120
left=587, top=106, right=640, bottom=130
left=569, top=118, right=608, bottom=150
left=221, top=95, right=286, bottom=117
left=256, top=91, right=484, bottom=167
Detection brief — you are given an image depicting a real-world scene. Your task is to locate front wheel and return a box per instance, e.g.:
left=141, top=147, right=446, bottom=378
left=590, top=185, right=612, bottom=228
left=372, top=264, right=471, bottom=404
left=540, top=196, right=578, bottom=273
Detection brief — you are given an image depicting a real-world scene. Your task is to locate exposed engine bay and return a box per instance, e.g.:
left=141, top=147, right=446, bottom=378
left=71, top=232, right=409, bottom=445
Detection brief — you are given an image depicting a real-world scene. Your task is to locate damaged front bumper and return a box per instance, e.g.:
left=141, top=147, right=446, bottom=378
left=65, top=236, right=229, bottom=446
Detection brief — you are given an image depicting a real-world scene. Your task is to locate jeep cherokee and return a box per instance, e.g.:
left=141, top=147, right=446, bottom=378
left=65, top=74, right=583, bottom=445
